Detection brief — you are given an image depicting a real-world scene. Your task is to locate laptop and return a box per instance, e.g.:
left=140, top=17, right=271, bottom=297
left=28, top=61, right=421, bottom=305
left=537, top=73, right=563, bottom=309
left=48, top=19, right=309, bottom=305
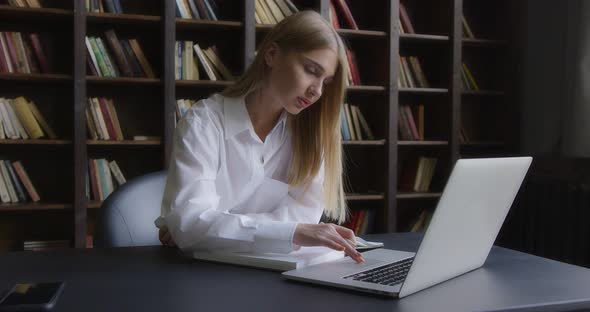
left=282, top=157, right=532, bottom=298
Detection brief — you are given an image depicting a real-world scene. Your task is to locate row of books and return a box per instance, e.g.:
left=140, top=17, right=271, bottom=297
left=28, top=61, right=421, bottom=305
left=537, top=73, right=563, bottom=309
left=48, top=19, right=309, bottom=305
left=254, top=0, right=298, bottom=25
left=87, top=158, right=126, bottom=201
left=328, top=0, right=358, bottom=30
left=23, top=240, right=70, bottom=252
left=86, top=97, right=123, bottom=141
left=0, top=97, right=57, bottom=140
left=0, top=160, right=40, bottom=204
left=399, top=156, right=437, bottom=193
left=341, top=103, right=373, bottom=141
left=86, top=30, right=155, bottom=78
left=342, top=209, right=375, bottom=235
left=410, top=209, right=433, bottom=232
left=398, top=104, right=424, bottom=141
left=86, top=0, right=123, bottom=13
left=175, top=98, right=197, bottom=121
left=4, top=0, right=41, bottom=8
left=461, top=63, right=479, bottom=91
left=0, top=32, right=49, bottom=74
left=398, top=56, right=429, bottom=88
left=175, top=0, right=220, bottom=21
left=175, top=42, right=233, bottom=81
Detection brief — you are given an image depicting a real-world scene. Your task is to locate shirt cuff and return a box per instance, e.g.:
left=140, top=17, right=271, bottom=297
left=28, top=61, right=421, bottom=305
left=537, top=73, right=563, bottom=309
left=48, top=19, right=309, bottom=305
left=253, top=220, right=298, bottom=254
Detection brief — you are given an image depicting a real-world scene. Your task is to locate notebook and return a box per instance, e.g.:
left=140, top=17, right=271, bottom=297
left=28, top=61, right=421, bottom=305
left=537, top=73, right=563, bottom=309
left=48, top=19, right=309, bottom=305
left=192, top=237, right=384, bottom=271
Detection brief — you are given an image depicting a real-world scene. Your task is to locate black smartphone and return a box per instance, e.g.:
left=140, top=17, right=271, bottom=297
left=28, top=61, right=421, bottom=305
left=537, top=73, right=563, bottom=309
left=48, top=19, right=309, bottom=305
left=0, top=282, right=65, bottom=312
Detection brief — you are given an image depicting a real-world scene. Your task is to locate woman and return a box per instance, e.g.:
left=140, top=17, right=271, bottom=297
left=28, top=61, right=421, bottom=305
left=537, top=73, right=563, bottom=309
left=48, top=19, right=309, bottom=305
left=155, top=10, right=364, bottom=263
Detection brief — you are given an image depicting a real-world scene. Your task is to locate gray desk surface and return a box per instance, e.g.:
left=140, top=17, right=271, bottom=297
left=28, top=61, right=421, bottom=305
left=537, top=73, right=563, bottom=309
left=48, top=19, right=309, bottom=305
left=1, top=233, right=590, bottom=312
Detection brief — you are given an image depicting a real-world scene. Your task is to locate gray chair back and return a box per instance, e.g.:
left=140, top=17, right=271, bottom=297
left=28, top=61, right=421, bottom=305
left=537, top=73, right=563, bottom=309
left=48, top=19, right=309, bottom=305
left=95, top=171, right=167, bottom=247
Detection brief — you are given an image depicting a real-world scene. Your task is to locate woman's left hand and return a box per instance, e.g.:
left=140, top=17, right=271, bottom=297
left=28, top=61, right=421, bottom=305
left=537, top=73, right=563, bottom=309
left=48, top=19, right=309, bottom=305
left=158, top=226, right=176, bottom=247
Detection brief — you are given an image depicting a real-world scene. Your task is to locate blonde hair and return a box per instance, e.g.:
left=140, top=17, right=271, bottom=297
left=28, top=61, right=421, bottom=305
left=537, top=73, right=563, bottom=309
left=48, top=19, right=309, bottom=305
left=222, top=10, right=348, bottom=223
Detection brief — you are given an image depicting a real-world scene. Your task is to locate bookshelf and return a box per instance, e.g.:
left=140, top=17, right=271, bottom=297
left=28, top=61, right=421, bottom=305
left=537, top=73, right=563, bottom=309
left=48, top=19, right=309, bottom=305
left=0, top=0, right=523, bottom=251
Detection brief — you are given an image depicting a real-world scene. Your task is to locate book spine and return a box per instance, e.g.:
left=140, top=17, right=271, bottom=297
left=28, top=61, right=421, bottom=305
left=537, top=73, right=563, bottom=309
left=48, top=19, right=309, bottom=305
left=5, top=160, right=27, bottom=202
left=0, top=160, right=18, bottom=203
left=13, top=96, right=43, bottom=139
left=104, top=29, right=133, bottom=77
left=128, top=39, right=156, bottom=78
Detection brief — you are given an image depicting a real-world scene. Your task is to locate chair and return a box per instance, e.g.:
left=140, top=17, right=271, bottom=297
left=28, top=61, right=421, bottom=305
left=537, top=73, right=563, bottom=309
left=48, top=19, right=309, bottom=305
left=94, top=171, right=167, bottom=248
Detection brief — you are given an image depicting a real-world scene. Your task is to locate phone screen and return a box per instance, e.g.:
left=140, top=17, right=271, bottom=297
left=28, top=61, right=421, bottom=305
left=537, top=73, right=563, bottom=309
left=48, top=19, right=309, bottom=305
left=0, top=283, right=64, bottom=308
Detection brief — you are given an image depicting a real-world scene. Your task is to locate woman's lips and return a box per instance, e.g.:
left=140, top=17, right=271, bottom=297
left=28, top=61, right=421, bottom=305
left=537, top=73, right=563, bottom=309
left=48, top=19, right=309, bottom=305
left=297, top=97, right=311, bottom=109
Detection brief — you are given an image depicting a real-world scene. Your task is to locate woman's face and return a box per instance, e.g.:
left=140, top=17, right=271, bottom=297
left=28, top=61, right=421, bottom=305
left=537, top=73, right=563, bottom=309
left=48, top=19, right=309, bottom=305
left=265, top=45, right=338, bottom=114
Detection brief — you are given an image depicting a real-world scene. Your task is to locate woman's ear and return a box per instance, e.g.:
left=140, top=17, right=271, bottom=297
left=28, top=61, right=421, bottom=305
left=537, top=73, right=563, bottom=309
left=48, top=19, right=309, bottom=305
left=264, top=42, right=279, bottom=68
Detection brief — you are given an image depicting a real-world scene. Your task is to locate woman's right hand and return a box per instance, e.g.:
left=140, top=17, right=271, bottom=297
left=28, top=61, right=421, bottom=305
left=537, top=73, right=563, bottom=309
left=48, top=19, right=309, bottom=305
left=293, top=223, right=365, bottom=263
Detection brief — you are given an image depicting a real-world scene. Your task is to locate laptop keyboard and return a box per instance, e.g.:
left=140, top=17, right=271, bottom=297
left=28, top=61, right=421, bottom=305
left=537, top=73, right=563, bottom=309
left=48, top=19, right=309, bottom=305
left=344, top=257, right=414, bottom=286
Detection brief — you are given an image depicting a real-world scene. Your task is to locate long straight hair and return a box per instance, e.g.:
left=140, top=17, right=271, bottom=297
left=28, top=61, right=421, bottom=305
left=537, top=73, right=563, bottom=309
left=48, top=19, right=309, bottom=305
left=222, top=11, right=348, bottom=223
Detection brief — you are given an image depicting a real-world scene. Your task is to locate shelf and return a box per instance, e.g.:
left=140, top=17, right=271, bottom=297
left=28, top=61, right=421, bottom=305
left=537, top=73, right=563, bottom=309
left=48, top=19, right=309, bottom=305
left=177, top=18, right=242, bottom=30
left=86, top=76, right=161, bottom=86
left=176, top=80, right=234, bottom=88
left=87, top=140, right=162, bottom=146
left=0, top=5, right=72, bottom=21
left=0, top=139, right=72, bottom=145
left=337, top=29, right=388, bottom=39
left=345, top=193, right=385, bottom=201
left=397, top=192, right=442, bottom=199
left=462, top=90, right=505, bottom=96
left=0, top=73, right=71, bottom=83
left=398, top=140, right=448, bottom=146
left=87, top=12, right=161, bottom=25
left=0, top=203, right=72, bottom=212
left=462, top=38, right=507, bottom=47
left=88, top=201, right=102, bottom=209
left=399, top=87, right=448, bottom=94
left=400, top=33, right=449, bottom=42
left=461, top=141, right=505, bottom=148
left=343, top=140, right=386, bottom=146
left=346, top=85, right=386, bottom=93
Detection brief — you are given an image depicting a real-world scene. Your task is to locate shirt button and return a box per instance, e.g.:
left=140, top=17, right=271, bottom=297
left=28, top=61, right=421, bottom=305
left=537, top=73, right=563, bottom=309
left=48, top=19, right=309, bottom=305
left=260, top=155, right=265, bottom=164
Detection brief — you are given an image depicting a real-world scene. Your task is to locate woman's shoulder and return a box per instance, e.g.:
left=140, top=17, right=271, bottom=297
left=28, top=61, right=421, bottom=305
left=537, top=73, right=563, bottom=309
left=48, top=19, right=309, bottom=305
left=183, top=93, right=225, bottom=126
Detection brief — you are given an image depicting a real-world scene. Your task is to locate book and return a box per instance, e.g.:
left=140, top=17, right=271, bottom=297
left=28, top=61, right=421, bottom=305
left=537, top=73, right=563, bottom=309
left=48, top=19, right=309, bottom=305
left=5, top=160, right=27, bottom=202
left=0, top=161, right=10, bottom=203
left=0, top=160, right=18, bottom=203
left=399, top=3, right=415, bottom=34
left=108, top=160, right=126, bottom=186
left=193, top=246, right=345, bottom=271
left=12, top=96, right=43, bottom=139
left=5, top=99, right=29, bottom=139
left=27, top=100, right=57, bottom=139
left=128, top=39, right=156, bottom=78
left=462, top=15, right=475, bottom=39
left=331, top=0, right=358, bottom=30
left=202, top=46, right=233, bottom=80
left=11, top=161, right=39, bottom=202
left=193, top=43, right=217, bottom=80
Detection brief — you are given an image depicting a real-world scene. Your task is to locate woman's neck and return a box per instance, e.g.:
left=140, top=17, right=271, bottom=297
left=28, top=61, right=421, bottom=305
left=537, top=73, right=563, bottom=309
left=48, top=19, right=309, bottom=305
left=244, top=88, right=284, bottom=142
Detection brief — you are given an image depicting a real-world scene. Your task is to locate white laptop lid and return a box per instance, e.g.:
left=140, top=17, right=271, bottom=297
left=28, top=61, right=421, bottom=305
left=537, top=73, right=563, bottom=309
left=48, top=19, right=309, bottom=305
left=399, top=157, right=532, bottom=298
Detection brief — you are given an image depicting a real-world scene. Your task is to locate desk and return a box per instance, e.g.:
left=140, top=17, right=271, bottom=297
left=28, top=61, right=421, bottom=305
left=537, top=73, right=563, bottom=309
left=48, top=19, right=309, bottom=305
left=1, top=233, right=590, bottom=312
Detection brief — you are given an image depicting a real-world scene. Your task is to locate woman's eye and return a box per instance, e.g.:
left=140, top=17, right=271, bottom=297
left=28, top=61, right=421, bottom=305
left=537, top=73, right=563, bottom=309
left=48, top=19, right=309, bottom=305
left=305, top=65, right=319, bottom=76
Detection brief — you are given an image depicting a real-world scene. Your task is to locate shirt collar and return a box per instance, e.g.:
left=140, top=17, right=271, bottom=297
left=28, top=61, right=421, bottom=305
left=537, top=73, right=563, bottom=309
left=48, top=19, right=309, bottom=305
left=223, top=94, right=251, bottom=139
left=223, top=94, right=289, bottom=140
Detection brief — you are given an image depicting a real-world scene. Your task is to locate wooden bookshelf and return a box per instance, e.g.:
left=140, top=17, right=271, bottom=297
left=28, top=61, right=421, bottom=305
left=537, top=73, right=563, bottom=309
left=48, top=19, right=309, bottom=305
left=0, top=0, right=523, bottom=251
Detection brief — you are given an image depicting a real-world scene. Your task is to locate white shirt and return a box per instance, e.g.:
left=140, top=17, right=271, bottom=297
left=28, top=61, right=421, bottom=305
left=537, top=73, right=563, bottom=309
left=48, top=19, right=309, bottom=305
left=155, top=93, right=324, bottom=254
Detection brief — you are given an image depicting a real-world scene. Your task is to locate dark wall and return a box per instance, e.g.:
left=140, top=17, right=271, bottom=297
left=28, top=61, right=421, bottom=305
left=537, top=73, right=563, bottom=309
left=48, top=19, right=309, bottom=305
left=519, top=0, right=569, bottom=155
left=519, top=0, right=588, bottom=157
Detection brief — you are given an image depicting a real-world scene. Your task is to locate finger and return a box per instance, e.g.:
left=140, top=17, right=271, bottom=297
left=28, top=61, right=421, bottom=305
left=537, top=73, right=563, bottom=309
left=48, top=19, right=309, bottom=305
left=317, top=234, right=346, bottom=252
left=328, top=233, right=364, bottom=263
left=334, top=225, right=356, bottom=242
